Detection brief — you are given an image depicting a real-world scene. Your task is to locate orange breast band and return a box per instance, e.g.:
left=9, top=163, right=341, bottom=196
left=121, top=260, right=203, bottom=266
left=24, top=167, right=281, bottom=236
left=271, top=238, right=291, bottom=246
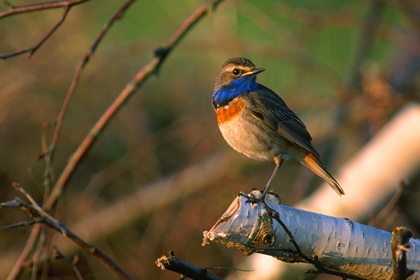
left=216, top=97, right=245, bottom=125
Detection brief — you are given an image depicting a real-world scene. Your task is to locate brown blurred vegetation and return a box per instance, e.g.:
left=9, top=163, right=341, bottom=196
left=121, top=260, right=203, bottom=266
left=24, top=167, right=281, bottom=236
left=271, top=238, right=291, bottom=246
left=0, top=0, right=419, bottom=279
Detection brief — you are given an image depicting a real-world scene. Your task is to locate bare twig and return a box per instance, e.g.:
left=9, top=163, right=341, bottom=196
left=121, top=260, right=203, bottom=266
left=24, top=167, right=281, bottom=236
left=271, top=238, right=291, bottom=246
left=0, top=6, right=72, bottom=59
left=0, top=49, right=30, bottom=59
left=2, top=219, right=38, bottom=230
left=5, top=224, right=42, bottom=280
left=2, top=184, right=133, bottom=280
left=0, top=0, right=89, bottom=59
left=53, top=247, right=84, bottom=280
left=41, top=0, right=136, bottom=207
left=368, top=180, right=409, bottom=228
left=0, top=0, right=88, bottom=19
left=1, top=1, right=225, bottom=278
left=31, top=228, right=47, bottom=280
left=45, top=0, right=225, bottom=210
left=156, top=251, right=223, bottom=280
left=29, top=6, right=72, bottom=58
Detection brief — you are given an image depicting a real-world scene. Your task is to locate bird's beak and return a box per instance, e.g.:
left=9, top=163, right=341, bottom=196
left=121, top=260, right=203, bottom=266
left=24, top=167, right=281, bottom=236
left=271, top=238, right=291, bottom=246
left=242, top=68, right=266, bottom=76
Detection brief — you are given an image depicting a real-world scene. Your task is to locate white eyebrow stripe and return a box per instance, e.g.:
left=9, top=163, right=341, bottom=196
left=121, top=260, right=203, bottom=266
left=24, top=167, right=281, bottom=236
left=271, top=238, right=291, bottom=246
left=222, top=65, right=252, bottom=73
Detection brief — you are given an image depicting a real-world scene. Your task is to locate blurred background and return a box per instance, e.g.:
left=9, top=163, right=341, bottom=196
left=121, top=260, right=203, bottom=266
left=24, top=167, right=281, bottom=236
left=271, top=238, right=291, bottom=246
left=0, top=0, right=419, bottom=279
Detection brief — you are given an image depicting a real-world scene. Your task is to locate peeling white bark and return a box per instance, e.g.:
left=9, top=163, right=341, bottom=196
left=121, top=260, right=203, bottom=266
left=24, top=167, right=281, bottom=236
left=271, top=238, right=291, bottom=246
left=203, top=192, right=420, bottom=279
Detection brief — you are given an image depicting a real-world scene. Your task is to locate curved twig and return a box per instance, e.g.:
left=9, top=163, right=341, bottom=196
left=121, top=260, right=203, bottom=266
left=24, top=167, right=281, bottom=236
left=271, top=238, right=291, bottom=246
left=0, top=0, right=89, bottom=59
left=1, top=184, right=133, bottom=280
left=45, top=0, right=225, bottom=210
left=0, top=0, right=87, bottom=18
left=41, top=0, right=136, bottom=207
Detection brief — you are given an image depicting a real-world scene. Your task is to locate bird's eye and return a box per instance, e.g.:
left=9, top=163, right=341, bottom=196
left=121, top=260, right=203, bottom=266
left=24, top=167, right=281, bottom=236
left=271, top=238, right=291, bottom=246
left=232, top=68, right=241, bottom=76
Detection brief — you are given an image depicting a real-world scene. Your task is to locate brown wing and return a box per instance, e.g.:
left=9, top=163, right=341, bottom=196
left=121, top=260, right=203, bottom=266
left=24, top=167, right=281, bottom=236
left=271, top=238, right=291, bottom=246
left=246, top=84, right=322, bottom=159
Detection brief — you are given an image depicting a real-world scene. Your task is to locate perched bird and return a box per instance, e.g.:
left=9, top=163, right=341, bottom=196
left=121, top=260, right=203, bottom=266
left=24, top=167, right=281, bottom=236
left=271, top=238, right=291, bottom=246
left=212, top=57, right=344, bottom=198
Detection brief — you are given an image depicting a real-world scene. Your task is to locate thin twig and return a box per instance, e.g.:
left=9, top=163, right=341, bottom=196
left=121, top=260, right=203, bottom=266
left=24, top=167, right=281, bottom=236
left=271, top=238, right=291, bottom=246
left=41, top=0, right=136, bottom=207
left=0, top=49, right=31, bottom=59
left=2, top=219, right=38, bottom=230
left=53, top=247, right=84, bottom=280
left=0, top=5, right=73, bottom=59
left=2, top=1, right=225, bottom=278
left=3, top=184, right=133, bottom=280
left=0, top=0, right=89, bottom=59
left=5, top=224, right=42, bottom=280
left=29, top=6, right=72, bottom=58
left=156, top=251, right=223, bottom=280
left=45, top=0, right=225, bottom=210
left=368, top=180, right=409, bottom=228
left=32, top=228, right=47, bottom=280
left=0, top=0, right=88, bottom=19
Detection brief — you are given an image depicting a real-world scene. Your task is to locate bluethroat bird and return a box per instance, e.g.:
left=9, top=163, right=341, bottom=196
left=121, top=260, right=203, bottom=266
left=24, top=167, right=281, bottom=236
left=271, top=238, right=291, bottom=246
left=212, top=57, right=344, bottom=198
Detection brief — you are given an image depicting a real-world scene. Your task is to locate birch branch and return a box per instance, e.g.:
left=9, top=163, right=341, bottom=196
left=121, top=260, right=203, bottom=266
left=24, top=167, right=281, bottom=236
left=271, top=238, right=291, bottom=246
left=203, top=191, right=420, bottom=280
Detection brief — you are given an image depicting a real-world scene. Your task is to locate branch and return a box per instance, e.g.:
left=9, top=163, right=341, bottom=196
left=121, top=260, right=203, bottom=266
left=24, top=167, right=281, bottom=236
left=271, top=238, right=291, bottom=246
left=28, top=5, right=71, bottom=58
left=42, top=0, right=136, bottom=203
left=5, top=224, right=42, bottom=280
left=368, top=180, right=408, bottom=228
left=53, top=247, right=84, bottom=280
left=156, top=251, right=223, bottom=280
left=0, top=0, right=89, bottom=59
left=203, top=191, right=420, bottom=280
left=0, top=0, right=88, bottom=18
left=0, top=184, right=133, bottom=280
left=1, top=2, right=137, bottom=277
left=45, top=0, right=225, bottom=210
left=0, top=5, right=73, bottom=59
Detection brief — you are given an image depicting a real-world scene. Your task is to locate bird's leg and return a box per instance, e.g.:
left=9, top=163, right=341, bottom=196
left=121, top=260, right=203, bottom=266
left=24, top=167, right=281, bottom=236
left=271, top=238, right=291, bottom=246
left=261, top=155, right=283, bottom=199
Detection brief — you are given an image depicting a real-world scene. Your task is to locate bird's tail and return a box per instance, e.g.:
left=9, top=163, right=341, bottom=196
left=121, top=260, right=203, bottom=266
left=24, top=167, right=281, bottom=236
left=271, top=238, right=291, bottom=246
left=302, top=153, right=345, bottom=196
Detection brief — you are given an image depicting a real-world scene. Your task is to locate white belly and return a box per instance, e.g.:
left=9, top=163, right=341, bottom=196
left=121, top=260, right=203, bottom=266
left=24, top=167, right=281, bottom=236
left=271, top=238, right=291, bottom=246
left=218, top=115, right=284, bottom=162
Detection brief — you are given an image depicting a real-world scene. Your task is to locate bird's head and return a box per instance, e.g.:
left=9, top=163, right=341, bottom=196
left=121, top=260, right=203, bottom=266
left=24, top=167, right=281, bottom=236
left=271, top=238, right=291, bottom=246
left=214, top=57, right=265, bottom=92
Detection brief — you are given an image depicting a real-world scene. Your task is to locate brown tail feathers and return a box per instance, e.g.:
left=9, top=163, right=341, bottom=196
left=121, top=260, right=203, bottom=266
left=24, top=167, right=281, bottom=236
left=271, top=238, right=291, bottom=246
left=303, top=153, right=345, bottom=196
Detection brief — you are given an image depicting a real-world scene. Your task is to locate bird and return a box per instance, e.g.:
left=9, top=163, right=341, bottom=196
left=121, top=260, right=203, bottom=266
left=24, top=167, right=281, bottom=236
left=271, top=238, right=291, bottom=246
left=212, top=57, right=344, bottom=199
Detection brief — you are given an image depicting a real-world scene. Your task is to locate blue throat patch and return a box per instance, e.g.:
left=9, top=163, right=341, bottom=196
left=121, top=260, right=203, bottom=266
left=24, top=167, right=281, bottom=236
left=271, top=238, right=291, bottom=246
left=212, top=76, right=258, bottom=107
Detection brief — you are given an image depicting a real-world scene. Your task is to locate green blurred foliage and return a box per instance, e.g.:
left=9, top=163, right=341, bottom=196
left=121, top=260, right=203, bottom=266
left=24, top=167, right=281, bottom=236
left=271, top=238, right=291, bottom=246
left=0, top=0, right=418, bottom=279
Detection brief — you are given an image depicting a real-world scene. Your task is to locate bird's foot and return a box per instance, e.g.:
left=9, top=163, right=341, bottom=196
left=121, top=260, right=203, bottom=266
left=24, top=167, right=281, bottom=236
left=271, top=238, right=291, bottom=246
left=238, top=191, right=262, bottom=204
left=238, top=188, right=281, bottom=205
